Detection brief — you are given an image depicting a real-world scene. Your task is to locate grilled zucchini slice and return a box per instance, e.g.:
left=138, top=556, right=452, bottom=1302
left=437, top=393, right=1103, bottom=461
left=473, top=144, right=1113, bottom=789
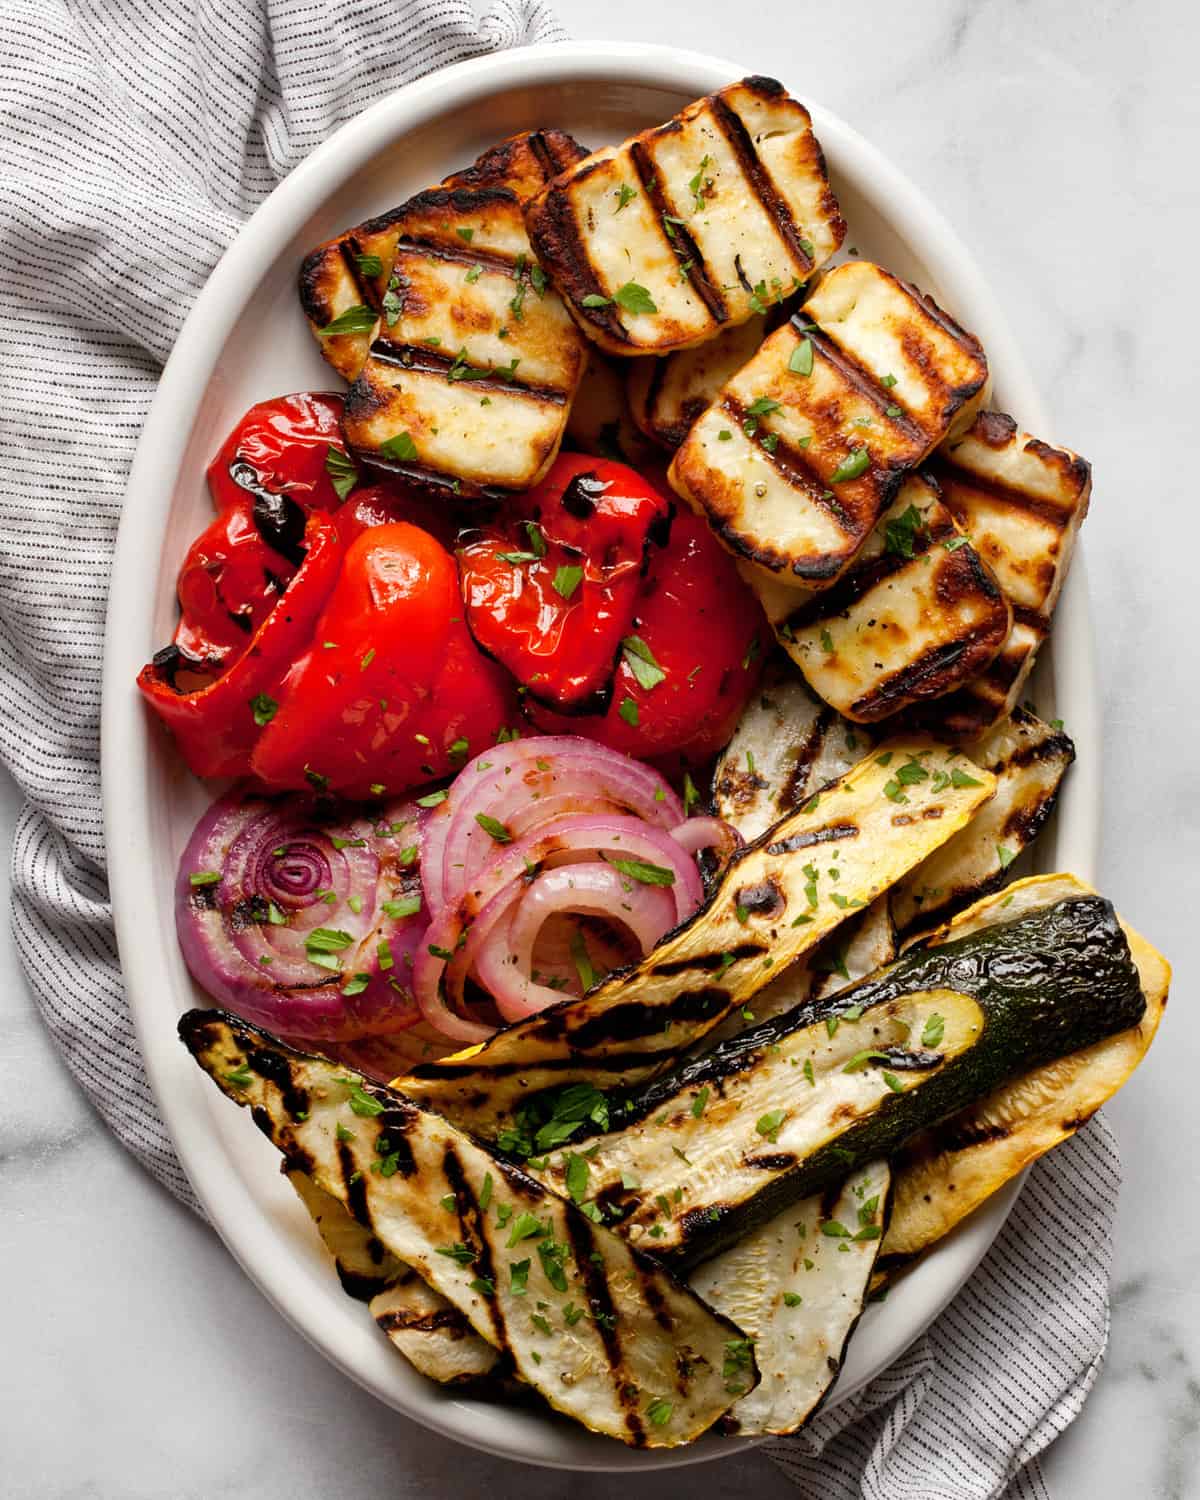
left=713, top=657, right=869, bottom=843
left=300, top=129, right=587, bottom=382
left=692, top=1160, right=891, bottom=1435
left=181, top=1011, right=752, bottom=1447
left=370, top=1271, right=507, bottom=1386
left=525, top=77, right=844, bottom=357
left=908, top=412, right=1091, bottom=738
left=342, top=185, right=587, bottom=497
left=401, top=742, right=994, bottom=1136
left=891, top=708, right=1074, bottom=939
left=287, top=1168, right=503, bottom=1383
left=761, top=474, right=1011, bottom=721
left=552, top=892, right=1146, bottom=1269
left=669, top=265, right=989, bottom=588
left=882, top=875, right=1168, bottom=1262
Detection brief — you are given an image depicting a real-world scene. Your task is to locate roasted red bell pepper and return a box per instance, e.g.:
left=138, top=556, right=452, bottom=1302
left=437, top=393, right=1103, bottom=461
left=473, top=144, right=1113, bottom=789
left=530, top=507, right=769, bottom=762
left=458, top=454, right=671, bottom=713
left=206, top=392, right=353, bottom=516
left=250, top=523, right=517, bottom=796
left=137, top=510, right=346, bottom=778
left=173, top=496, right=302, bottom=669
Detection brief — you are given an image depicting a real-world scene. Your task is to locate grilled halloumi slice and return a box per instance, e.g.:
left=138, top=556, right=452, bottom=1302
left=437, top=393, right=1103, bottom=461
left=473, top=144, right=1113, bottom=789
left=713, top=656, right=869, bottom=842
left=564, top=349, right=658, bottom=467
left=342, top=186, right=587, bottom=496
left=890, top=707, right=1074, bottom=939
left=908, top=411, right=1091, bottom=739
left=669, top=265, right=989, bottom=587
left=627, top=315, right=771, bottom=450
left=401, top=746, right=994, bottom=1139
left=299, top=129, right=587, bottom=382
left=525, top=77, right=844, bottom=357
left=182, top=1011, right=752, bottom=1447
left=757, top=475, right=1012, bottom=722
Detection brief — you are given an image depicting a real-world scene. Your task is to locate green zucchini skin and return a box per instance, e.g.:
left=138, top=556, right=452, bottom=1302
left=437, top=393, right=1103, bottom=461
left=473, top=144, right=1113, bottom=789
left=604, top=898, right=1146, bottom=1269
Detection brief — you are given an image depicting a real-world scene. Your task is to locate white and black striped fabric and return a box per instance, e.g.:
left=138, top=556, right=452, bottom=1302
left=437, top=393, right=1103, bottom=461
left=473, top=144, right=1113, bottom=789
left=0, top=4, right=1114, bottom=1494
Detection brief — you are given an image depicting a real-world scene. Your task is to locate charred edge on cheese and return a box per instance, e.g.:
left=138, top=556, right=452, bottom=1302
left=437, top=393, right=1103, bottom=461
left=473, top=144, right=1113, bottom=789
left=524, top=182, right=627, bottom=344
left=627, top=139, right=728, bottom=324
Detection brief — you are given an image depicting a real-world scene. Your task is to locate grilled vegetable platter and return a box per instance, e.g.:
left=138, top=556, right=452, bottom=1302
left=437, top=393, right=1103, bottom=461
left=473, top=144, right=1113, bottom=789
left=141, top=76, right=1171, bottom=1450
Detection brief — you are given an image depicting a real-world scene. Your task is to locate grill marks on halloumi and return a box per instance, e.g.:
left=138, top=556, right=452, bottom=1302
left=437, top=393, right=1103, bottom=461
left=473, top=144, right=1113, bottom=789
left=669, top=264, right=988, bottom=589
left=525, top=77, right=844, bottom=356
left=299, top=129, right=588, bottom=383
left=628, top=314, right=772, bottom=450
left=906, top=411, right=1091, bottom=738
left=760, top=475, right=1011, bottom=722
left=342, top=186, right=587, bottom=496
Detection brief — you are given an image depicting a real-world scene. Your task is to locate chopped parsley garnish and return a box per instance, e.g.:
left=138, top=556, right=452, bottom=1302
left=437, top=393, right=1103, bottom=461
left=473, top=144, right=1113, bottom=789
left=614, top=182, right=637, bottom=212
left=436, top=1243, right=475, bottom=1265
left=354, top=252, right=383, bottom=277
left=507, top=1212, right=547, bottom=1248
left=688, top=154, right=712, bottom=211
left=382, top=895, right=421, bottom=920
left=821, top=1219, right=851, bottom=1238
left=474, top=812, right=512, bottom=844
left=997, top=844, right=1017, bottom=869
left=324, top=446, right=358, bottom=501
left=782, top=1291, right=803, bottom=1307
left=225, top=1064, right=253, bottom=1087
left=189, top=870, right=221, bottom=887
left=552, top=564, right=584, bottom=600
left=755, top=1109, right=787, bottom=1142
left=510, top=1259, right=531, bottom=1295
left=604, top=855, right=676, bottom=887
left=341, top=972, right=370, bottom=996
left=564, top=1152, right=590, bottom=1203
left=416, top=790, right=447, bottom=807
left=691, top=1086, right=710, bottom=1119
left=789, top=337, right=814, bottom=376
left=316, top=304, right=376, bottom=337
left=614, top=281, right=657, bottom=315
left=622, top=635, right=666, bottom=690
left=618, top=696, right=639, bottom=727
left=682, top=772, right=700, bottom=815
left=646, top=1397, right=673, bottom=1426
left=830, top=447, right=870, bottom=483
left=345, top=1083, right=384, bottom=1118
left=570, top=927, right=596, bottom=992
left=378, top=432, right=418, bottom=461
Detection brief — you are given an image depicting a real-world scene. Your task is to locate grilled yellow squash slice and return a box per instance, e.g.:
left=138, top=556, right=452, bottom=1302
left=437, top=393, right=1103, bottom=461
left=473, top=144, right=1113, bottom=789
left=299, top=129, right=587, bottom=382
left=759, top=474, right=1011, bottom=721
left=525, top=77, right=844, bottom=357
left=182, top=1011, right=752, bottom=1447
left=713, top=656, right=869, bottom=842
left=669, top=265, right=989, bottom=588
left=400, top=743, right=994, bottom=1136
left=692, top=1160, right=891, bottom=1435
left=881, top=874, right=1169, bottom=1261
left=890, top=708, right=1074, bottom=939
left=908, top=412, right=1091, bottom=738
left=342, top=185, right=587, bottom=497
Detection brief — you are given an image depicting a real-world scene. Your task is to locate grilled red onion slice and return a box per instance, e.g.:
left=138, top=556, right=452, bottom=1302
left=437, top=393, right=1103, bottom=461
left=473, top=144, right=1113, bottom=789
left=176, top=790, right=428, bottom=1040
left=412, top=808, right=716, bottom=1038
left=419, top=735, right=685, bottom=915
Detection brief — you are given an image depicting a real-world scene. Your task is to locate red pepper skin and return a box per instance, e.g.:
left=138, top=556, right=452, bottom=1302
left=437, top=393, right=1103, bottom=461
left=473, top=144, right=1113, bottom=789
left=458, top=454, right=671, bottom=713
left=250, top=523, right=516, bottom=796
left=206, top=392, right=351, bottom=516
left=530, top=507, right=769, bottom=761
left=173, top=497, right=300, bottom=668
left=137, top=513, right=346, bottom=778
left=334, top=482, right=459, bottom=552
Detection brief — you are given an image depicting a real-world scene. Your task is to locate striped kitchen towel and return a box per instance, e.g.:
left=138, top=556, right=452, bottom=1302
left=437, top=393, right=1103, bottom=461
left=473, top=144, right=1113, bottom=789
left=0, top=3, right=1114, bottom=1495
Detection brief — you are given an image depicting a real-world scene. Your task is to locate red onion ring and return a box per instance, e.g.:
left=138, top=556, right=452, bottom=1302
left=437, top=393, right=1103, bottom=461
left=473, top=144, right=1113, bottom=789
left=176, top=789, right=429, bottom=1040
left=413, top=812, right=704, bottom=1038
left=420, top=735, right=685, bottom=915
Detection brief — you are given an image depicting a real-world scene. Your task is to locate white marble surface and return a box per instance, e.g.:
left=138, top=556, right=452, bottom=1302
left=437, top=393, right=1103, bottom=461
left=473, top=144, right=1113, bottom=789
left=3, top=1, right=1199, bottom=1496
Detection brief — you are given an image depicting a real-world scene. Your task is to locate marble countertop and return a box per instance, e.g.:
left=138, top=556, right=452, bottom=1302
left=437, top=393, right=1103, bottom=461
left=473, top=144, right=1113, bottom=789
left=3, top=2, right=1198, bottom=1496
